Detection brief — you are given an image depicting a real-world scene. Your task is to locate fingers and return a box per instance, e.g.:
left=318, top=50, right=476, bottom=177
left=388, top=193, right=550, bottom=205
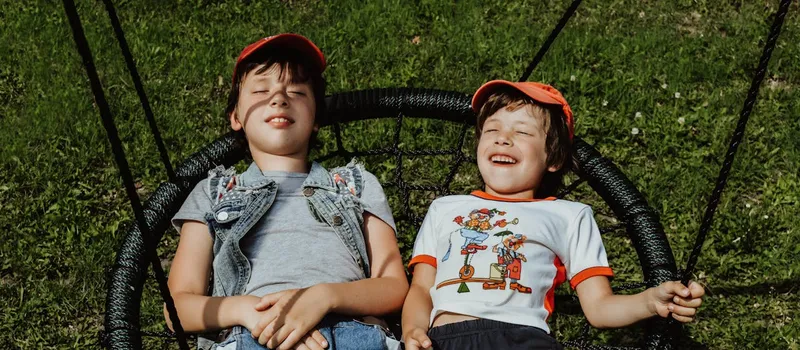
left=274, top=329, right=302, bottom=350
left=662, top=281, right=691, bottom=298
left=671, top=311, right=695, bottom=323
left=310, top=330, right=328, bottom=349
left=257, top=319, right=280, bottom=345
left=673, top=293, right=703, bottom=308
left=668, top=304, right=696, bottom=318
left=404, top=329, right=432, bottom=350
left=292, top=332, right=325, bottom=350
left=688, top=281, right=706, bottom=298
left=256, top=292, right=284, bottom=311
left=253, top=310, right=279, bottom=343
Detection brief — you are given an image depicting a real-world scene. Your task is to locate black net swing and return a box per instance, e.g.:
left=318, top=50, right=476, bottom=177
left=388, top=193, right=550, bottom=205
left=59, top=0, right=793, bottom=349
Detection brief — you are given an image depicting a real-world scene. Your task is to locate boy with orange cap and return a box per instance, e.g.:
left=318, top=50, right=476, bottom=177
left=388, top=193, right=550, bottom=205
left=401, top=80, right=704, bottom=349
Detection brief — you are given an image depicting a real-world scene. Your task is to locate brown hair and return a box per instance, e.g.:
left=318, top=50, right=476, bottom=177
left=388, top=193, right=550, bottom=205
left=226, top=47, right=327, bottom=125
left=475, top=87, right=574, bottom=198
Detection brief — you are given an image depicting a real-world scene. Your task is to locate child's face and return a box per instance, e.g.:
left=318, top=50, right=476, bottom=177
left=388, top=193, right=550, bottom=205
left=477, top=106, right=557, bottom=199
left=230, top=63, right=316, bottom=158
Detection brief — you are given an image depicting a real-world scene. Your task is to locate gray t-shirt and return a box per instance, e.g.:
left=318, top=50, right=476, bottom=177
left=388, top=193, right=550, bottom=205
left=172, top=168, right=396, bottom=297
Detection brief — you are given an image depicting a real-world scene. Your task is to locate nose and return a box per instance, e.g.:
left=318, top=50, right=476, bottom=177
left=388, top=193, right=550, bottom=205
left=269, top=90, right=289, bottom=107
left=493, top=131, right=513, bottom=146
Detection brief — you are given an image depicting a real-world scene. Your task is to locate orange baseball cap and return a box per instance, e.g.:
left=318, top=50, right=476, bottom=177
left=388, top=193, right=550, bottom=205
left=472, top=80, right=574, bottom=139
left=233, top=33, right=326, bottom=81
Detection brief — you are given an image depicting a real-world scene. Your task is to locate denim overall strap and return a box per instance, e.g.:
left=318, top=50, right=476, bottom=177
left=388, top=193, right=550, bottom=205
left=303, top=160, right=371, bottom=277
left=207, top=164, right=277, bottom=297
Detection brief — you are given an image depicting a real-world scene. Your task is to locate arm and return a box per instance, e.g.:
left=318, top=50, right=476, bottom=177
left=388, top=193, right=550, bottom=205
left=322, top=213, right=409, bottom=315
left=402, top=263, right=436, bottom=350
left=164, top=221, right=262, bottom=332
left=575, top=276, right=705, bottom=329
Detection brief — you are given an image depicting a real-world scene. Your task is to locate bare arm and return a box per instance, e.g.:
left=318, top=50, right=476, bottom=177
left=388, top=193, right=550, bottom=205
left=164, top=221, right=261, bottom=332
left=401, top=263, right=436, bottom=350
left=323, top=213, right=409, bottom=315
left=575, top=276, right=705, bottom=329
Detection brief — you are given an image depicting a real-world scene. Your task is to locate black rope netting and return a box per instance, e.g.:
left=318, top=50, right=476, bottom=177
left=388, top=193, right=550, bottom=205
left=56, top=0, right=792, bottom=348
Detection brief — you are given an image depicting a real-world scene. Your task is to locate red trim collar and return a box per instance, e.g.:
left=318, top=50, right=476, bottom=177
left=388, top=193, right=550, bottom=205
left=470, top=190, right=556, bottom=202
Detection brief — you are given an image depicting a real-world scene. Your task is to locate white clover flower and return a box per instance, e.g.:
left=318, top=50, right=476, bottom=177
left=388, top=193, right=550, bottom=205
left=639, top=11, right=645, bottom=18
left=635, top=112, right=642, bottom=119
left=674, top=92, right=681, bottom=99
left=763, top=215, right=769, bottom=219
left=570, top=75, right=576, bottom=81
left=631, top=127, right=640, bottom=135
left=745, top=203, right=751, bottom=208
left=678, top=117, right=685, bottom=125
left=661, top=83, right=668, bottom=89
left=602, top=100, right=608, bottom=106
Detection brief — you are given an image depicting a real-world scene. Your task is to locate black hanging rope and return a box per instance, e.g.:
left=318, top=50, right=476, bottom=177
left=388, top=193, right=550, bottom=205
left=681, top=0, right=792, bottom=286
left=101, top=0, right=176, bottom=182
left=60, top=1, right=189, bottom=349
left=518, top=0, right=583, bottom=82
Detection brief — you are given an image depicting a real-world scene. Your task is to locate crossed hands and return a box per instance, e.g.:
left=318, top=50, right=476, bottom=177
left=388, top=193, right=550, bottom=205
left=244, top=286, right=331, bottom=350
left=650, top=280, right=705, bottom=323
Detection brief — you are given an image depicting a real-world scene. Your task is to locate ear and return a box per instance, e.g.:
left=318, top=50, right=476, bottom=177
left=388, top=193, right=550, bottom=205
left=313, top=124, right=319, bottom=132
left=229, top=109, right=243, bottom=131
left=547, top=164, right=561, bottom=173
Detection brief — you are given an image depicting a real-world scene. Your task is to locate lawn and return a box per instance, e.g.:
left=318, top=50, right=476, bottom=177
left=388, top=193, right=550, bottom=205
left=1, top=0, right=798, bottom=349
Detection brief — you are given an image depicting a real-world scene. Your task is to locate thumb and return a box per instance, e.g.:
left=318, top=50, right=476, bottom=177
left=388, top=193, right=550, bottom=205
left=254, top=292, right=283, bottom=311
left=662, top=281, right=690, bottom=299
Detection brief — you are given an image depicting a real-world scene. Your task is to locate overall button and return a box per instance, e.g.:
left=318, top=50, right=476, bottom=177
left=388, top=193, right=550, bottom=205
left=332, top=215, right=343, bottom=226
left=302, top=188, right=315, bottom=197
left=217, top=212, right=229, bottom=221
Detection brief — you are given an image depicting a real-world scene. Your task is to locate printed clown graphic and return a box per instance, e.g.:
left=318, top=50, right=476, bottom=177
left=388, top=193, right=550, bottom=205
left=441, top=208, right=519, bottom=282
left=452, top=208, right=516, bottom=254
left=484, top=233, right=531, bottom=293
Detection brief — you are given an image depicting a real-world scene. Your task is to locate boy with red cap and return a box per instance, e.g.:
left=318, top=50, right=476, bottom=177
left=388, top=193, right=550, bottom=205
left=166, top=34, right=406, bottom=350
left=401, top=80, right=705, bottom=349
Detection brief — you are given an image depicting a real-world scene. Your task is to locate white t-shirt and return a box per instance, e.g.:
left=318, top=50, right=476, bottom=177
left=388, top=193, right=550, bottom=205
left=409, top=191, right=613, bottom=334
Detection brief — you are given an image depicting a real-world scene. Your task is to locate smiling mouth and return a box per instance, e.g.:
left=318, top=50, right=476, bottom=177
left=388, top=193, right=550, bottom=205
left=490, top=155, right=517, bottom=164
left=266, top=115, right=294, bottom=125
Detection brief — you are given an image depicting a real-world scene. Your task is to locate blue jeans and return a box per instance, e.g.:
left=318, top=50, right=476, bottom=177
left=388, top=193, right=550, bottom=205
left=211, top=316, right=398, bottom=350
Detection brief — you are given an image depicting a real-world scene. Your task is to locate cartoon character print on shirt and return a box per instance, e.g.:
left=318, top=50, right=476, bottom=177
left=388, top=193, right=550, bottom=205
left=484, top=233, right=532, bottom=293
left=438, top=208, right=520, bottom=292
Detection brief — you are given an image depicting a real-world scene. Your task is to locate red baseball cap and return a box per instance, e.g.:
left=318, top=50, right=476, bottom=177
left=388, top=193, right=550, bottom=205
left=472, top=80, right=574, bottom=139
left=233, top=33, right=326, bottom=82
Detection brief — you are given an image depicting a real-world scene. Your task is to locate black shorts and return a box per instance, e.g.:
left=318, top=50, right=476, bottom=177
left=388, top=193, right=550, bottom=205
left=426, top=318, right=563, bottom=350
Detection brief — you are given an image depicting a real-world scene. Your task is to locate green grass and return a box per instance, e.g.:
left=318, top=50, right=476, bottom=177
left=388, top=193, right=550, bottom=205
left=1, top=0, right=799, bottom=349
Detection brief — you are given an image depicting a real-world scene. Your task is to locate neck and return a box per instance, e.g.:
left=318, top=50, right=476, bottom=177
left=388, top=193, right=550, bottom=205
left=251, top=150, right=310, bottom=173
left=483, top=187, right=535, bottom=200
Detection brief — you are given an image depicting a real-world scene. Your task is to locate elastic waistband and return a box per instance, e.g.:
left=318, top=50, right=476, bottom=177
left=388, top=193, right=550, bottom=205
left=428, top=318, right=550, bottom=339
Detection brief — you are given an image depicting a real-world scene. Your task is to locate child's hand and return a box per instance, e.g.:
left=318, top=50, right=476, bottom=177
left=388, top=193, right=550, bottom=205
left=250, top=286, right=332, bottom=349
left=291, top=330, right=329, bottom=350
left=403, top=327, right=432, bottom=350
left=650, top=281, right=705, bottom=323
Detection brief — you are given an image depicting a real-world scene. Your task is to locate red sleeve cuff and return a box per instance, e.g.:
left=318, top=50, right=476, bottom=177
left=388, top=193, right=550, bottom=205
left=570, top=266, right=614, bottom=289
left=408, top=254, right=437, bottom=272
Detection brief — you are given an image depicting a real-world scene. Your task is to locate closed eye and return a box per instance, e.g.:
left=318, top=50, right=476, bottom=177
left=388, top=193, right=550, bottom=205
left=484, top=128, right=498, bottom=133
left=516, top=131, right=532, bottom=136
left=288, top=91, right=307, bottom=96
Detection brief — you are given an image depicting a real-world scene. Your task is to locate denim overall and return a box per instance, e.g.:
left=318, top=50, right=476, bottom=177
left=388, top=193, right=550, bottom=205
left=198, top=160, right=386, bottom=349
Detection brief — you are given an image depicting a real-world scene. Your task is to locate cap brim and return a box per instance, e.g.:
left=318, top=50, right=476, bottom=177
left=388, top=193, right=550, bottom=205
left=471, top=80, right=562, bottom=113
left=236, top=33, right=326, bottom=74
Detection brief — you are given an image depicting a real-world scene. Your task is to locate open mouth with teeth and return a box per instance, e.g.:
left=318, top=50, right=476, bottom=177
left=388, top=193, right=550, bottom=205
left=490, top=154, right=518, bottom=165
left=266, top=115, right=295, bottom=127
